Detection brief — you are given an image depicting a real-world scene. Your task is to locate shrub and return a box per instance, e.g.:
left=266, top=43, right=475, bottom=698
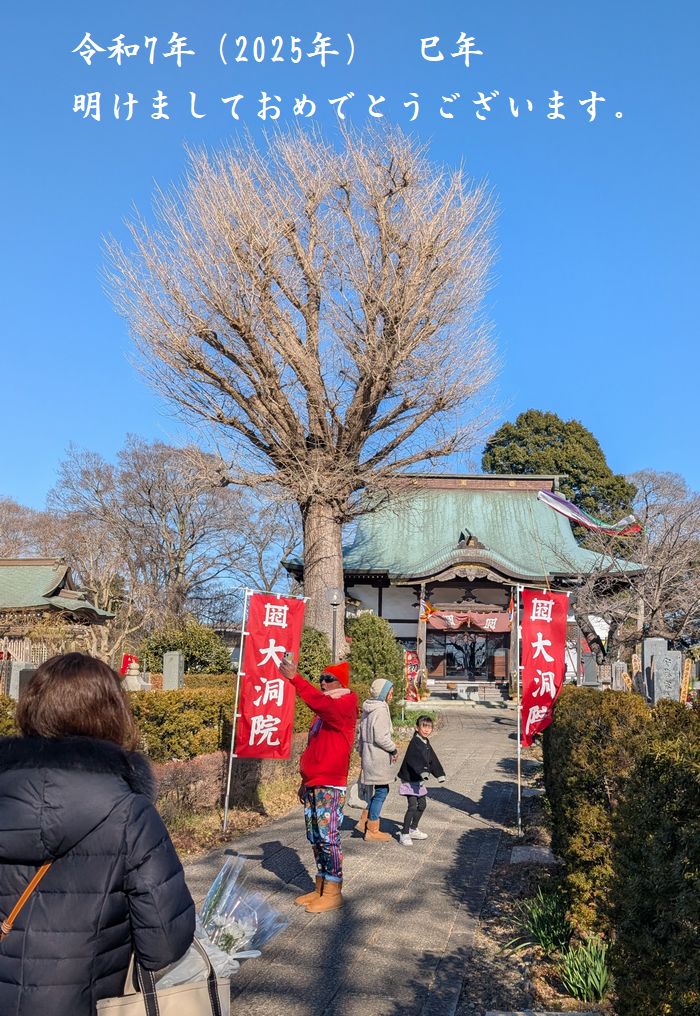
left=542, top=685, right=650, bottom=932
left=293, top=626, right=332, bottom=733
left=183, top=673, right=235, bottom=690
left=610, top=701, right=700, bottom=1015
left=140, top=617, right=232, bottom=674
left=347, top=614, right=404, bottom=687
left=0, top=695, right=17, bottom=737
left=129, top=687, right=230, bottom=761
left=559, top=936, right=610, bottom=1002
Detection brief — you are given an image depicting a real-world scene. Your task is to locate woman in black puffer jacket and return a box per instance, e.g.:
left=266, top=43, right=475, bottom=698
left=0, top=653, right=195, bottom=1015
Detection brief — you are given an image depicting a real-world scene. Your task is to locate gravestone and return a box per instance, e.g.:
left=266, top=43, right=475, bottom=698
left=599, top=663, right=613, bottom=688
left=652, top=650, right=682, bottom=704
left=643, top=637, right=666, bottom=701
left=8, top=662, right=36, bottom=701
left=612, top=661, right=629, bottom=691
left=163, top=651, right=185, bottom=690
left=581, top=653, right=599, bottom=687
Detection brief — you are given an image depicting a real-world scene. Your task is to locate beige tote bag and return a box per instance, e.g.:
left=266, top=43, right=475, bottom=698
left=96, top=939, right=230, bottom=1016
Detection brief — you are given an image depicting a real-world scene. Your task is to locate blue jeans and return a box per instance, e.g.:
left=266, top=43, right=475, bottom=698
left=367, top=784, right=389, bottom=821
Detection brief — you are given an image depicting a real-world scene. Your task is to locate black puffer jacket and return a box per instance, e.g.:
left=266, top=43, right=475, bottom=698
left=0, top=735, right=195, bottom=1016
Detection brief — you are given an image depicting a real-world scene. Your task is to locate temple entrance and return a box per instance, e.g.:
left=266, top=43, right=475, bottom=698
left=426, top=630, right=510, bottom=682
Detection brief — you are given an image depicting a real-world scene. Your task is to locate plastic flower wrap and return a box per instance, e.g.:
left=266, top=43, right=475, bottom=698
left=199, top=855, right=288, bottom=955
left=157, top=856, right=288, bottom=988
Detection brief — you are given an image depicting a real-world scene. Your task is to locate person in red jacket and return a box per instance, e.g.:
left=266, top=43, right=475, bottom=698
left=279, top=657, right=358, bottom=913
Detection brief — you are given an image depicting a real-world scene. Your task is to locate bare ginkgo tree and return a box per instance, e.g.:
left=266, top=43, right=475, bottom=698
left=107, top=128, right=497, bottom=644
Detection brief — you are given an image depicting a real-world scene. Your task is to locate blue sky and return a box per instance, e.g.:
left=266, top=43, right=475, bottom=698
left=3, top=0, right=698, bottom=508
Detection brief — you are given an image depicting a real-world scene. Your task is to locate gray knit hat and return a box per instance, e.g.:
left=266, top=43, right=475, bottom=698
left=370, top=678, right=394, bottom=701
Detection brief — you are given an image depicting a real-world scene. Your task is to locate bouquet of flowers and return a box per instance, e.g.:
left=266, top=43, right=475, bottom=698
left=156, top=856, right=288, bottom=988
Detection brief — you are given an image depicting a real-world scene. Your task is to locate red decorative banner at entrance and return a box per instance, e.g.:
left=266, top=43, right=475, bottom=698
left=234, top=593, right=306, bottom=759
left=427, top=610, right=510, bottom=633
left=404, top=649, right=421, bottom=701
left=520, top=589, right=568, bottom=746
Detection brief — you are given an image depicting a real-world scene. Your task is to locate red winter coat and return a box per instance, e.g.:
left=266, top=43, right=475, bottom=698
left=291, top=674, right=358, bottom=788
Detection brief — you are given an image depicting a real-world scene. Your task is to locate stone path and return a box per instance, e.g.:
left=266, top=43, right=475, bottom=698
left=184, top=708, right=517, bottom=1016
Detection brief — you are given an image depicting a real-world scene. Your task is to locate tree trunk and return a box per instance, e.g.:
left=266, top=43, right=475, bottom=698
left=574, top=611, right=607, bottom=664
left=301, top=499, right=346, bottom=658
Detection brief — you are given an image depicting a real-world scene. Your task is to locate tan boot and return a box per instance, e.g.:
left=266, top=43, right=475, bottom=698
left=305, top=879, right=344, bottom=913
left=294, top=875, right=323, bottom=906
left=355, top=809, right=369, bottom=835
left=364, top=819, right=391, bottom=842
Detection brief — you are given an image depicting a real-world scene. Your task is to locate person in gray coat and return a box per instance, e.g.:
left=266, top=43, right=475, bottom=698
left=357, top=679, right=397, bottom=842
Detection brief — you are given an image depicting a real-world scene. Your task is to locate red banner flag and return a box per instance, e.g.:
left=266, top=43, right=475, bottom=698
left=520, top=589, right=568, bottom=746
left=404, top=649, right=421, bottom=701
left=234, top=593, right=306, bottom=759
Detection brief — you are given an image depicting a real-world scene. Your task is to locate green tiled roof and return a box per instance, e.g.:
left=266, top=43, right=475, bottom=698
left=341, top=487, right=639, bottom=583
left=0, top=560, right=112, bottom=620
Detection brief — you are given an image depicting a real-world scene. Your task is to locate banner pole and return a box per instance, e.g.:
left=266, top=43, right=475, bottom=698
left=515, top=584, right=523, bottom=839
left=223, top=588, right=251, bottom=834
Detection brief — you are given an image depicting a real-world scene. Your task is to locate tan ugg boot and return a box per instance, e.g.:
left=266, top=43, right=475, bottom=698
left=364, top=819, right=391, bottom=842
left=355, top=809, right=369, bottom=835
left=305, top=879, right=344, bottom=913
left=294, top=875, right=323, bottom=906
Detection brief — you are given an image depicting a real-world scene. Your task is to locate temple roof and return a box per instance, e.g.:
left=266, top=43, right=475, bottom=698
left=0, top=559, right=112, bottom=621
left=286, top=475, right=641, bottom=584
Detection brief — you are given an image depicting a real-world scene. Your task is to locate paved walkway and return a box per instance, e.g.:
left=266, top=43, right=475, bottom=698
left=184, top=708, right=517, bottom=1016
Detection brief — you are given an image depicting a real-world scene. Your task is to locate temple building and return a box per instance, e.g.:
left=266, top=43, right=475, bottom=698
left=288, top=474, right=638, bottom=697
left=0, top=558, right=111, bottom=675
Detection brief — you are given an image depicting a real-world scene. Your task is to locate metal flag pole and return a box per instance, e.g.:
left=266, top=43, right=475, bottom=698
left=515, top=584, right=523, bottom=838
left=223, top=588, right=251, bottom=834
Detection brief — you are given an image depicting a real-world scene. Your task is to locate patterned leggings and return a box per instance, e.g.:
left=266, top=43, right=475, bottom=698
left=302, top=786, right=346, bottom=883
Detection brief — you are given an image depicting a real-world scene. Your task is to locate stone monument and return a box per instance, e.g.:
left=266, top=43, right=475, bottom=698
left=643, top=637, right=667, bottom=701
left=581, top=653, right=600, bottom=687
left=652, top=650, right=682, bottom=704
left=612, top=661, right=629, bottom=691
left=122, top=660, right=143, bottom=692
left=163, top=651, right=185, bottom=690
left=8, top=662, right=36, bottom=701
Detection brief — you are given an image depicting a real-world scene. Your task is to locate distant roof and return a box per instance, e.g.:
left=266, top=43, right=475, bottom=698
left=0, top=559, right=113, bottom=621
left=285, top=474, right=640, bottom=584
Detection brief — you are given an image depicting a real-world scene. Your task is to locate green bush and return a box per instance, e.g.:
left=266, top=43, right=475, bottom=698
left=559, top=936, right=611, bottom=1002
left=542, top=686, right=650, bottom=932
left=610, top=701, right=700, bottom=1015
left=293, top=626, right=332, bottom=733
left=140, top=618, right=232, bottom=674
left=183, top=672, right=235, bottom=690
left=347, top=614, right=404, bottom=687
left=129, top=687, right=230, bottom=761
left=0, top=695, right=17, bottom=737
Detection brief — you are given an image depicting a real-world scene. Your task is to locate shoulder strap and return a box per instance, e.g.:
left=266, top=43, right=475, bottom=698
left=0, top=863, right=52, bottom=941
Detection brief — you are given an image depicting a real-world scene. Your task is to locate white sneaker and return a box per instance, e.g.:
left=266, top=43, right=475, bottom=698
left=409, top=828, right=428, bottom=840
left=398, top=833, right=413, bottom=846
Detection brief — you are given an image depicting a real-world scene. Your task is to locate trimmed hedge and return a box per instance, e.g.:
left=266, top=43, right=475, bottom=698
left=183, top=673, right=235, bottom=690
left=0, top=695, right=17, bottom=737
left=542, top=686, right=650, bottom=932
left=610, top=701, right=700, bottom=1015
left=129, top=688, right=231, bottom=762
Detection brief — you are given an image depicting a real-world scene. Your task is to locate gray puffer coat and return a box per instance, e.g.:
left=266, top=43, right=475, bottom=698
left=0, top=735, right=195, bottom=1016
left=358, top=698, right=397, bottom=785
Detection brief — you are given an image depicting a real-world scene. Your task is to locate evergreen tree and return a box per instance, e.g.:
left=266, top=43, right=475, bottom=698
left=347, top=614, right=404, bottom=687
left=140, top=617, right=232, bottom=674
left=482, top=410, right=635, bottom=519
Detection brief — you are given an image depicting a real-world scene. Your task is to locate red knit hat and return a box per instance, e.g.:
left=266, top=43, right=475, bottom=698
left=321, top=661, right=350, bottom=688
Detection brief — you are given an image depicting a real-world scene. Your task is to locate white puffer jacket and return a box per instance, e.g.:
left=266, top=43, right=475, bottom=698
left=358, top=698, right=397, bottom=785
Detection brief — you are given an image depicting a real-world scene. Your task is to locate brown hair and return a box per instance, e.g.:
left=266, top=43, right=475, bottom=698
left=16, top=653, right=139, bottom=750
